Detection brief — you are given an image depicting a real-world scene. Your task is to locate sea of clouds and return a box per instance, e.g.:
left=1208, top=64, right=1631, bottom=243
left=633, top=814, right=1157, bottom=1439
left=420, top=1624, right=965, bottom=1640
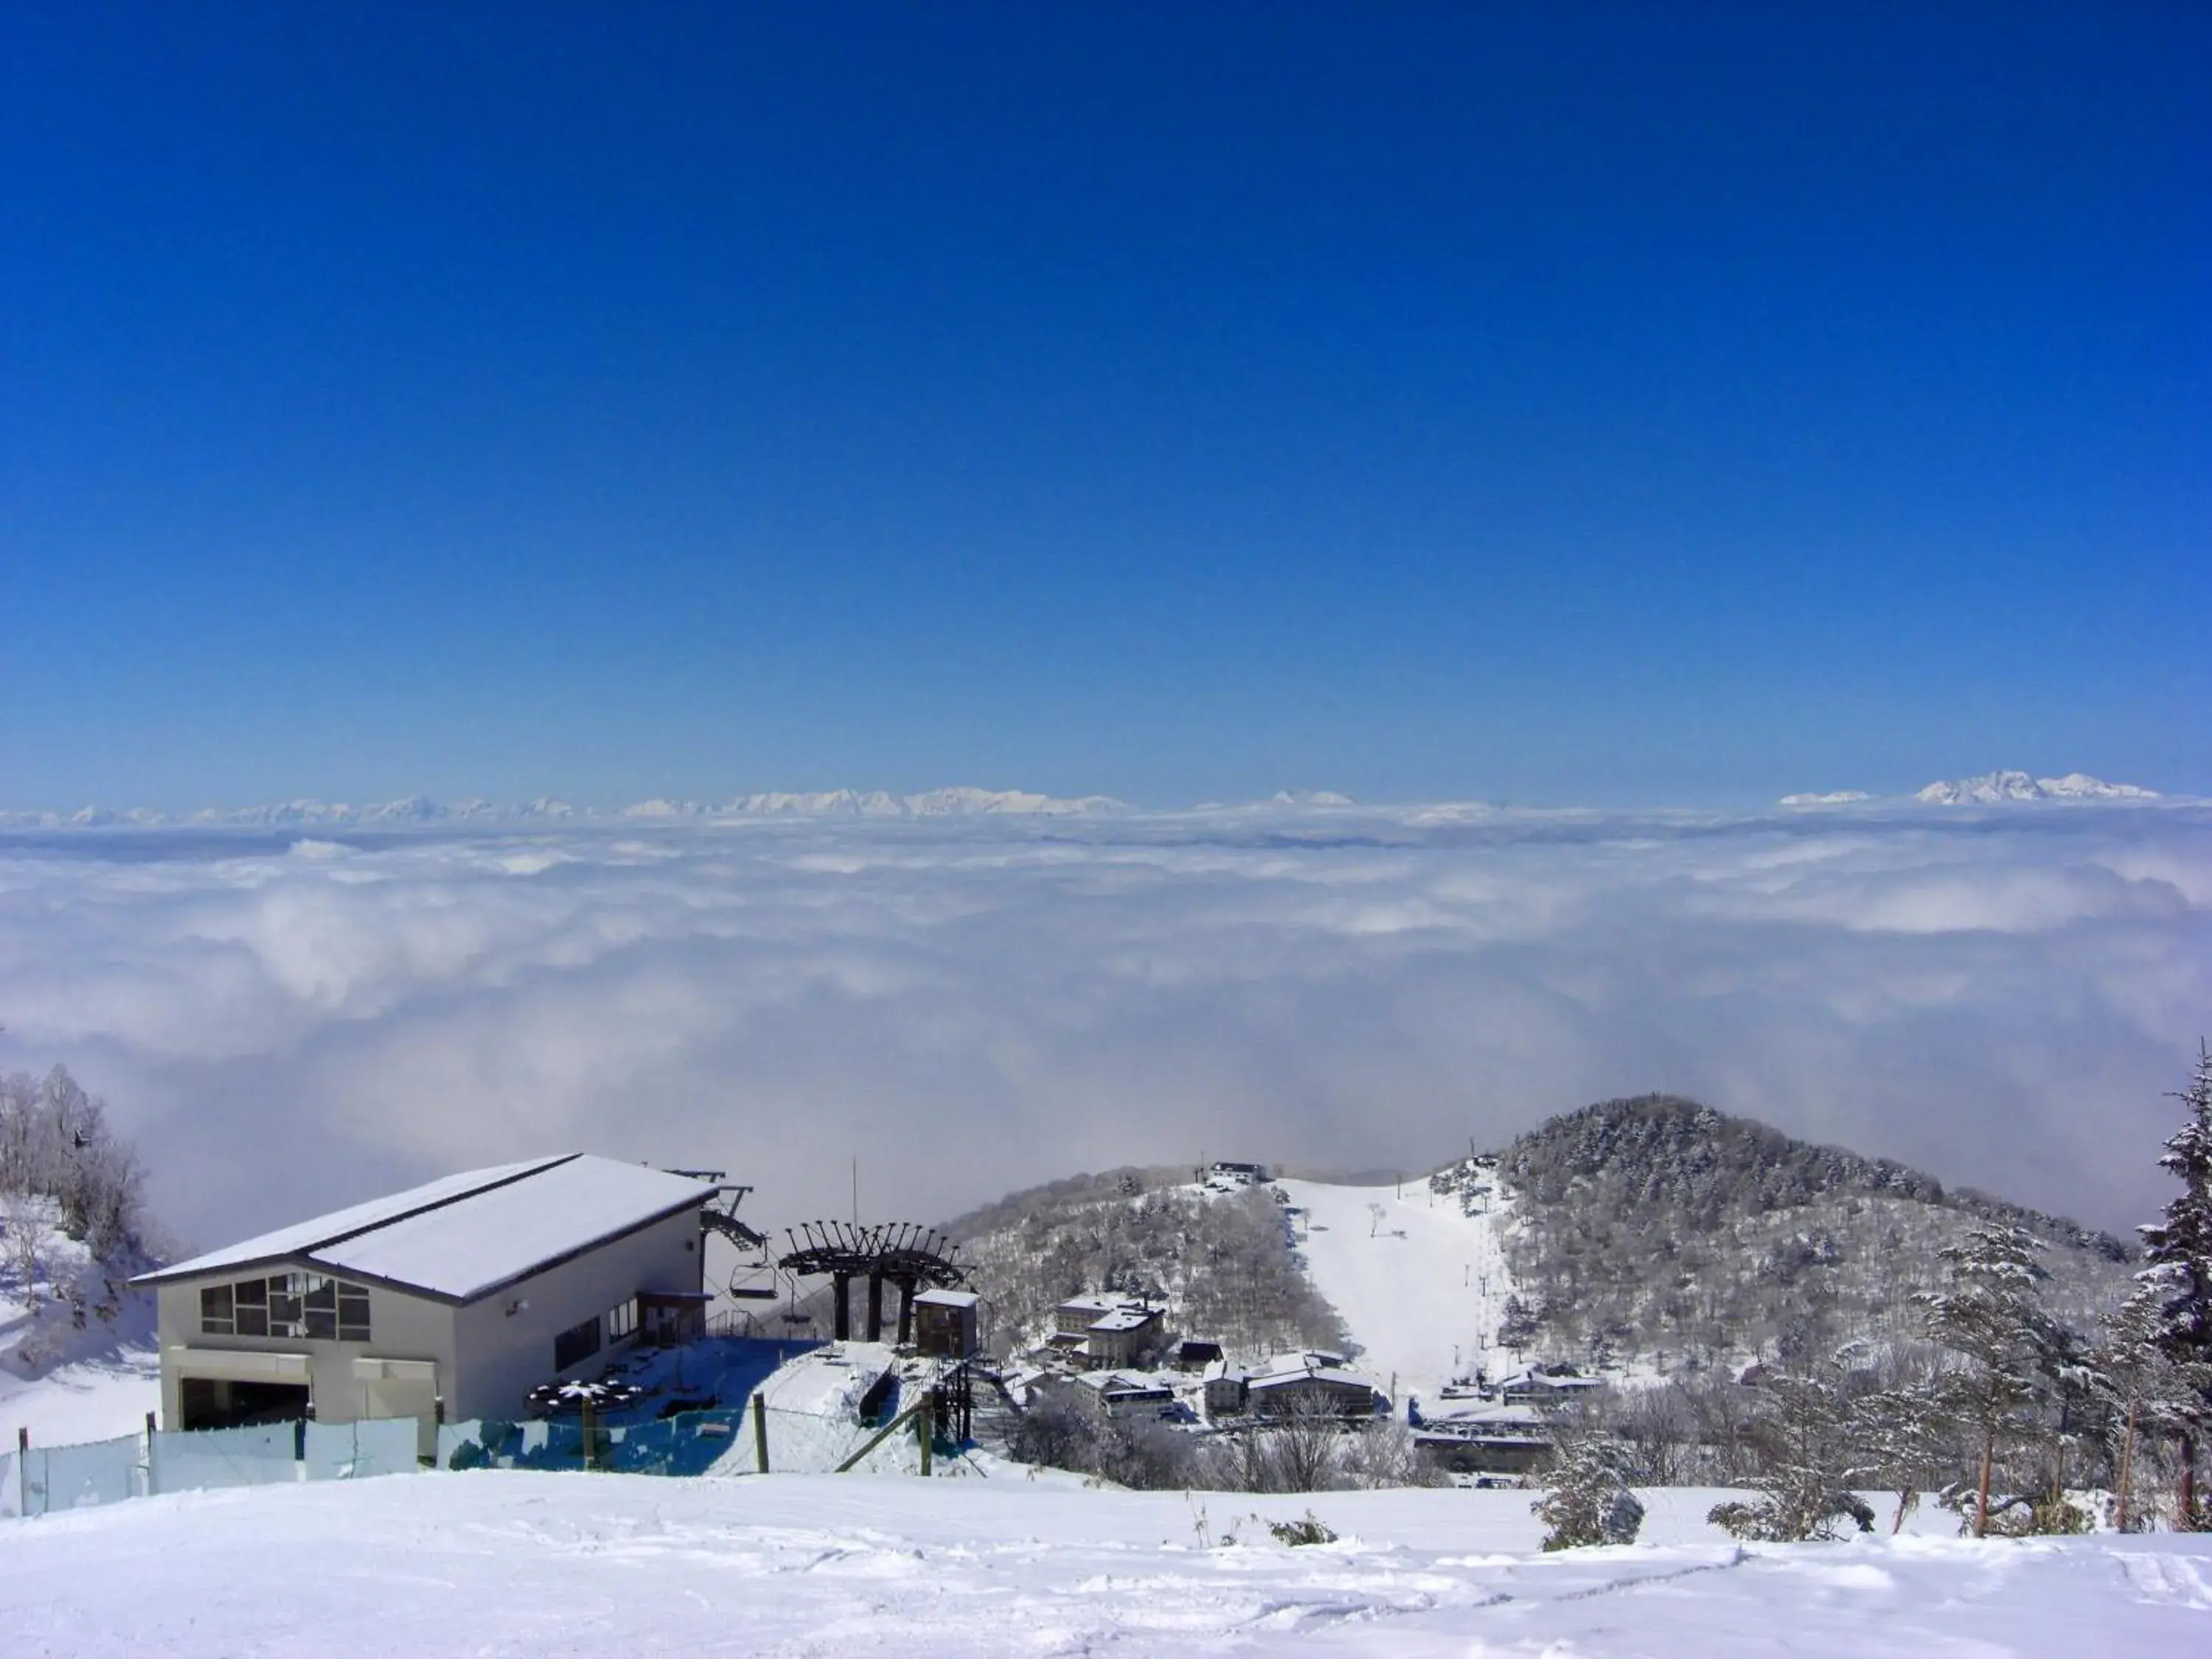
left=1, top=799, right=2206, bottom=1252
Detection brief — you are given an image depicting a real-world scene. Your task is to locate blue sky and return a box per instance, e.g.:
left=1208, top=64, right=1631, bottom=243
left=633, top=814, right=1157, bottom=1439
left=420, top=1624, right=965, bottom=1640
left=4, top=4, right=2206, bottom=810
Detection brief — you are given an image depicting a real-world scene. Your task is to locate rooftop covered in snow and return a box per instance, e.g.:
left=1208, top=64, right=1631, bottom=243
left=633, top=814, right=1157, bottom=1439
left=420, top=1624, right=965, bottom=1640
left=133, top=1155, right=715, bottom=1304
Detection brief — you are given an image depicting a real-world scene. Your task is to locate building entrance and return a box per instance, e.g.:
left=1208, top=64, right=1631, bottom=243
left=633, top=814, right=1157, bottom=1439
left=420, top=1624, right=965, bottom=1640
left=178, top=1377, right=311, bottom=1430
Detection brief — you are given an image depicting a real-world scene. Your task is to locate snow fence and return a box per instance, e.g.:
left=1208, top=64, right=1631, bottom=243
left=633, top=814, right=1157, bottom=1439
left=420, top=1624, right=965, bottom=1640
left=436, top=1406, right=748, bottom=1476
left=11, top=1418, right=429, bottom=1518
left=431, top=1401, right=932, bottom=1478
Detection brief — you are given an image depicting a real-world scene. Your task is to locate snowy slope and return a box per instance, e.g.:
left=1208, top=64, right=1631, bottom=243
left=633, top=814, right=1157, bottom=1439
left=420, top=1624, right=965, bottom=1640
left=0, top=1347, right=158, bottom=1451
left=1275, top=1178, right=1518, bottom=1403
left=1, top=1209, right=160, bottom=1451
left=5, top=1470, right=2208, bottom=1656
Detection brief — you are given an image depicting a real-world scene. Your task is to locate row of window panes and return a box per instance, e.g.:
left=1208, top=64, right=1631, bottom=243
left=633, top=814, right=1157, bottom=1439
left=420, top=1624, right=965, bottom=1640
left=201, top=1273, right=370, bottom=1342
left=552, top=1299, right=642, bottom=1376
left=606, top=1297, right=638, bottom=1341
left=552, top=1315, right=602, bottom=1373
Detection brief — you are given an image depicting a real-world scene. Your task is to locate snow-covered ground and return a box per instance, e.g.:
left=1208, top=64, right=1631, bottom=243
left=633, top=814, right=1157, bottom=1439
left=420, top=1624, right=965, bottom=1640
left=4, top=1470, right=2207, bottom=1655
left=1276, top=1178, right=1517, bottom=1402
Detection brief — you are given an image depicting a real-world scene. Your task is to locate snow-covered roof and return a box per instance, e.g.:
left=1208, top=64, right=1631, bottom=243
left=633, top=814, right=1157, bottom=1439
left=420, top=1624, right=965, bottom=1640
left=1088, top=1309, right=1158, bottom=1332
left=1057, top=1295, right=1124, bottom=1315
left=1251, top=1366, right=1375, bottom=1392
left=134, top=1155, right=714, bottom=1304
left=914, top=1288, right=979, bottom=1310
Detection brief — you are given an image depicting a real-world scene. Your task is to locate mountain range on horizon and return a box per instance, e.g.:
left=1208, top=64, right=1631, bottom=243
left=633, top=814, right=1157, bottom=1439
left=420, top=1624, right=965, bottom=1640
left=0, top=771, right=2176, bottom=830
left=1781, top=771, right=2163, bottom=807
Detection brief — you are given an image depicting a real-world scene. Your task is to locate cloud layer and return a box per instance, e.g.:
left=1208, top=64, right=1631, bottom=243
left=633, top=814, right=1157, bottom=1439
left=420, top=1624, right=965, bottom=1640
left=1, top=801, right=2205, bottom=1251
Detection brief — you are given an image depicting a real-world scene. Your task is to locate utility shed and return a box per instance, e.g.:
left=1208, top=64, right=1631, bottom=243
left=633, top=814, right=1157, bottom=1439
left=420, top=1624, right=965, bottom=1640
left=132, top=1155, right=714, bottom=1448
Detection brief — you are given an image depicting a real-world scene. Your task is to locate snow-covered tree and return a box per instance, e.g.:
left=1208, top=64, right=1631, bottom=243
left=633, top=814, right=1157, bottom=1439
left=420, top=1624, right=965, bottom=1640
left=1917, top=1222, right=2059, bottom=1538
left=1856, top=1377, right=1955, bottom=1534
left=2137, top=1043, right=2212, bottom=1528
left=1533, top=1432, right=1644, bottom=1550
left=1707, top=1363, right=1877, bottom=1542
left=2087, top=1277, right=2212, bottom=1531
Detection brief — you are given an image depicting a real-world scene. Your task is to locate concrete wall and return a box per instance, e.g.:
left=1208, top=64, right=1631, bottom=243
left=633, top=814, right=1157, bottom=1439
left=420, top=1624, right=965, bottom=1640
left=153, top=1206, right=705, bottom=1430
left=445, top=1207, right=703, bottom=1421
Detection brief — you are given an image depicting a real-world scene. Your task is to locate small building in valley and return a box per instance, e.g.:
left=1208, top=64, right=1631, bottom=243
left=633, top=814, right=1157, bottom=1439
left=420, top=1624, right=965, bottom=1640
left=1051, top=1293, right=1165, bottom=1368
left=1248, top=1360, right=1385, bottom=1421
left=132, top=1155, right=715, bottom=1449
left=1171, top=1338, right=1223, bottom=1371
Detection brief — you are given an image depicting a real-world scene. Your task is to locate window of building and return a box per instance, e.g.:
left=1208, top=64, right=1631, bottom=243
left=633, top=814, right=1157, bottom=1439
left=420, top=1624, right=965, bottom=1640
left=554, top=1315, right=602, bottom=1372
left=199, top=1271, right=371, bottom=1343
left=605, top=1297, right=638, bottom=1343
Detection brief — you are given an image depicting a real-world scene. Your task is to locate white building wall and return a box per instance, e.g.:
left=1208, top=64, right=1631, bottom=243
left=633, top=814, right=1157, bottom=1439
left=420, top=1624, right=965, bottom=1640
left=445, top=1207, right=703, bottom=1422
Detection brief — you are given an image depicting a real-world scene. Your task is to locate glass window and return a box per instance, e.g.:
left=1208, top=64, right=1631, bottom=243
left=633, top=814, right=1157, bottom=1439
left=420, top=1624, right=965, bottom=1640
left=606, top=1298, right=638, bottom=1342
left=338, top=1287, right=371, bottom=1342
left=268, top=1274, right=303, bottom=1338
left=554, top=1315, right=601, bottom=1372
left=302, top=1275, right=338, bottom=1339
left=204, top=1272, right=370, bottom=1342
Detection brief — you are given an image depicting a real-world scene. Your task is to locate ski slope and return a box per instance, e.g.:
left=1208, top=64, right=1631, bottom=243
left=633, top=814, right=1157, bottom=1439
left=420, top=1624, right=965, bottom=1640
left=1275, top=1177, right=1517, bottom=1402
left=5, top=1469, right=2207, bottom=1656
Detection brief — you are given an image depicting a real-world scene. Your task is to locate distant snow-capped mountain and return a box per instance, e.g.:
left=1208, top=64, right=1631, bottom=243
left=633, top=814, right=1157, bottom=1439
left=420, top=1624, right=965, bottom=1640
left=1775, top=771, right=2163, bottom=807
left=0, top=787, right=1127, bottom=830
left=622, top=786, right=1128, bottom=820
left=1915, top=771, right=2160, bottom=805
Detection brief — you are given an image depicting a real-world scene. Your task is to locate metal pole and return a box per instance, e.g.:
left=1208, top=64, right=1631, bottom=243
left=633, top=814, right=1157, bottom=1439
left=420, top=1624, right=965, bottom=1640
left=753, top=1394, right=770, bottom=1475
left=917, top=1390, right=932, bottom=1477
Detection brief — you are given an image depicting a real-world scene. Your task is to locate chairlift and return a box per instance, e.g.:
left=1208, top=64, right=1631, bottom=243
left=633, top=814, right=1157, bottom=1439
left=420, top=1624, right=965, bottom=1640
left=726, top=1262, right=779, bottom=1302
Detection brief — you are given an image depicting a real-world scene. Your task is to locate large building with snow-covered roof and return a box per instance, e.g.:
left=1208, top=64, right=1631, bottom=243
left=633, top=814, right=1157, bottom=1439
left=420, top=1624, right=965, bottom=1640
left=133, top=1155, right=714, bottom=1445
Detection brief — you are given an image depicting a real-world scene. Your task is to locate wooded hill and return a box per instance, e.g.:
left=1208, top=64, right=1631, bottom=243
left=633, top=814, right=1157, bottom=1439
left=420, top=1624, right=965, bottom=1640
left=1458, top=1093, right=2132, bottom=1375
left=946, top=1169, right=1348, bottom=1363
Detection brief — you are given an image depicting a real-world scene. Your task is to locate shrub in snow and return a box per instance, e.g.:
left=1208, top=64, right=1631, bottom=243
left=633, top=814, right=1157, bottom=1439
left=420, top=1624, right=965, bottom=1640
left=1532, top=1433, right=1644, bottom=1550
left=1267, top=1511, right=1337, bottom=1546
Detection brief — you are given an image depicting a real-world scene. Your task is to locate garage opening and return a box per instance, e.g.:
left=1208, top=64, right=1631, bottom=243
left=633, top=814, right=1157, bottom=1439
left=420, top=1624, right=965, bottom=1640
left=178, top=1376, right=312, bottom=1430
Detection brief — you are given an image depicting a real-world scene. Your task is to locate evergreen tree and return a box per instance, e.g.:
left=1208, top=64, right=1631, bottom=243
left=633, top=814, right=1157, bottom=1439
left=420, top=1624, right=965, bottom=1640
left=2087, top=1277, right=2212, bottom=1531
left=1917, top=1222, right=2059, bottom=1537
left=1855, top=1380, right=1955, bottom=1535
left=2137, top=1043, right=2212, bottom=1527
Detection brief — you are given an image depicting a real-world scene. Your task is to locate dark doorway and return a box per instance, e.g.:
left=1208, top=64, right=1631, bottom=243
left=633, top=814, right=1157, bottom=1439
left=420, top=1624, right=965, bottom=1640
left=178, top=1377, right=311, bottom=1430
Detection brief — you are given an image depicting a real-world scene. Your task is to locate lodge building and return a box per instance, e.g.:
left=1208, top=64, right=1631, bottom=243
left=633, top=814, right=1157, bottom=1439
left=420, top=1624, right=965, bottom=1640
left=132, top=1155, right=715, bottom=1450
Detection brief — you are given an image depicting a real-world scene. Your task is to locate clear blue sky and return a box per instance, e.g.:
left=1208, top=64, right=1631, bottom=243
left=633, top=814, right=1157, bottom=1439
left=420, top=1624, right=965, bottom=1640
left=4, top=3, right=2205, bottom=809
